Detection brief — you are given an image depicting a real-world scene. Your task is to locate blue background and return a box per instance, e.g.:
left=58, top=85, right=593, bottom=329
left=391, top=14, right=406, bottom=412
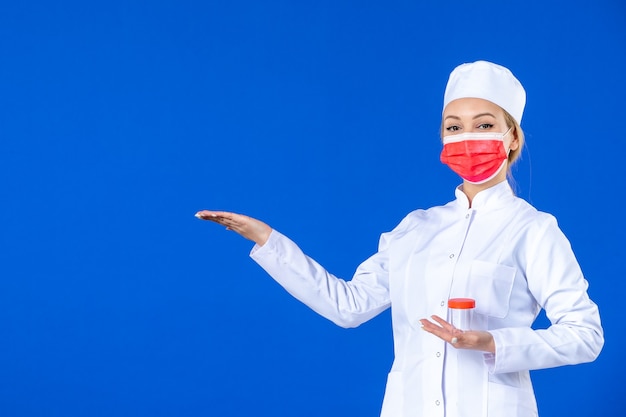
left=1, top=1, right=624, bottom=416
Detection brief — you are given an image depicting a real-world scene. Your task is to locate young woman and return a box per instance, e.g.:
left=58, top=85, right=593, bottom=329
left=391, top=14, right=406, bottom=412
left=196, top=61, right=604, bottom=417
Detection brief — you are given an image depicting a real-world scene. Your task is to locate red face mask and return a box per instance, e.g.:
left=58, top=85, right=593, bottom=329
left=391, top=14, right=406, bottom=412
left=440, top=129, right=511, bottom=184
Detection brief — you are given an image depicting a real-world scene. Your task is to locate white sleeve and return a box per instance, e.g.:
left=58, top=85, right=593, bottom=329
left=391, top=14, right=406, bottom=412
left=485, top=216, right=604, bottom=374
left=250, top=229, right=391, bottom=328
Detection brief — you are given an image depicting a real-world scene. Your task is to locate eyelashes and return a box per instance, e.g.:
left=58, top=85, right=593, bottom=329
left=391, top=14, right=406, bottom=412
left=444, top=123, right=494, bottom=132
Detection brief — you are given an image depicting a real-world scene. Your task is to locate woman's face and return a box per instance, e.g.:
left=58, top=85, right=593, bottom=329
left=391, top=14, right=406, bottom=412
left=442, top=97, right=519, bottom=153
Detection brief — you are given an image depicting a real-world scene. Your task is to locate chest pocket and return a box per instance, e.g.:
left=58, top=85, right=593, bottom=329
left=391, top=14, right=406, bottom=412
left=467, top=260, right=516, bottom=319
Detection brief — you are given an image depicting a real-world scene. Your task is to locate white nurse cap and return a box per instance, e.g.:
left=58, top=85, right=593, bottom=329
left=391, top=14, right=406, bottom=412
left=443, top=60, right=526, bottom=124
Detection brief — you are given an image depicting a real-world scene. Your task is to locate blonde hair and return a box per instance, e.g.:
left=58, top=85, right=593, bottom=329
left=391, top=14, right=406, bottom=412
left=503, top=109, right=524, bottom=169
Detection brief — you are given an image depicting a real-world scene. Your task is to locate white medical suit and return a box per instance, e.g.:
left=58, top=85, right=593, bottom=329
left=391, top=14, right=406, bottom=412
left=250, top=181, right=604, bottom=417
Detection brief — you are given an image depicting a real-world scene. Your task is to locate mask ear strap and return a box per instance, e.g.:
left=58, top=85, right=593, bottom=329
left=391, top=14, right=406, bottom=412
left=503, top=127, right=514, bottom=156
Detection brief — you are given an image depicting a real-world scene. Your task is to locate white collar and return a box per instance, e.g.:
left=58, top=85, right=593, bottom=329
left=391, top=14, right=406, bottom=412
left=454, top=180, right=514, bottom=210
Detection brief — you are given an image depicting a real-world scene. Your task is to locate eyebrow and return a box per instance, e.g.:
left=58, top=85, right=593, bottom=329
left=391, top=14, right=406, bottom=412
left=443, top=112, right=497, bottom=121
left=472, top=112, right=496, bottom=119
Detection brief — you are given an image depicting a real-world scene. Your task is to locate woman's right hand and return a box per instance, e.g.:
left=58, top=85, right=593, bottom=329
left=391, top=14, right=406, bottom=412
left=195, top=210, right=272, bottom=246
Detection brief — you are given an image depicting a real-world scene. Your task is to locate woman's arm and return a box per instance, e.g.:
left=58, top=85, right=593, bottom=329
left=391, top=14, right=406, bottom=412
left=195, top=210, right=392, bottom=328
left=487, top=216, right=604, bottom=374
left=419, top=215, right=604, bottom=368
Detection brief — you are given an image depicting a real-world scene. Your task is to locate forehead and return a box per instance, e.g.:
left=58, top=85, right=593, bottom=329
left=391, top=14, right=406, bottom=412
left=443, top=97, right=505, bottom=118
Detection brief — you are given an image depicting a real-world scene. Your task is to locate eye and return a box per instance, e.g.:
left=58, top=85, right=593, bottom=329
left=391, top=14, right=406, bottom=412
left=477, top=123, right=494, bottom=130
left=445, top=125, right=460, bottom=132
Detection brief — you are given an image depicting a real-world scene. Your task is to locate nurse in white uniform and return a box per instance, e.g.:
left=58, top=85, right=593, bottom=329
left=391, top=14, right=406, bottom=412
left=196, top=61, right=604, bottom=417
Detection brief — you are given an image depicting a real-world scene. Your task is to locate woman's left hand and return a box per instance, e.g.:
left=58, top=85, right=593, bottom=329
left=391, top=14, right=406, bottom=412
left=419, top=315, right=495, bottom=354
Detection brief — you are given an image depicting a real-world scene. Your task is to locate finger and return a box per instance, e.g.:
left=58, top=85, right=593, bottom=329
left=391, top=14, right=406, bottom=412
left=419, top=319, right=437, bottom=331
left=212, top=212, right=247, bottom=229
left=195, top=211, right=236, bottom=223
left=419, top=319, right=447, bottom=337
left=430, top=315, right=456, bottom=332
left=215, top=217, right=248, bottom=234
left=194, top=210, right=217, bottom=220
left=420, top=318, right=462, bottom=345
